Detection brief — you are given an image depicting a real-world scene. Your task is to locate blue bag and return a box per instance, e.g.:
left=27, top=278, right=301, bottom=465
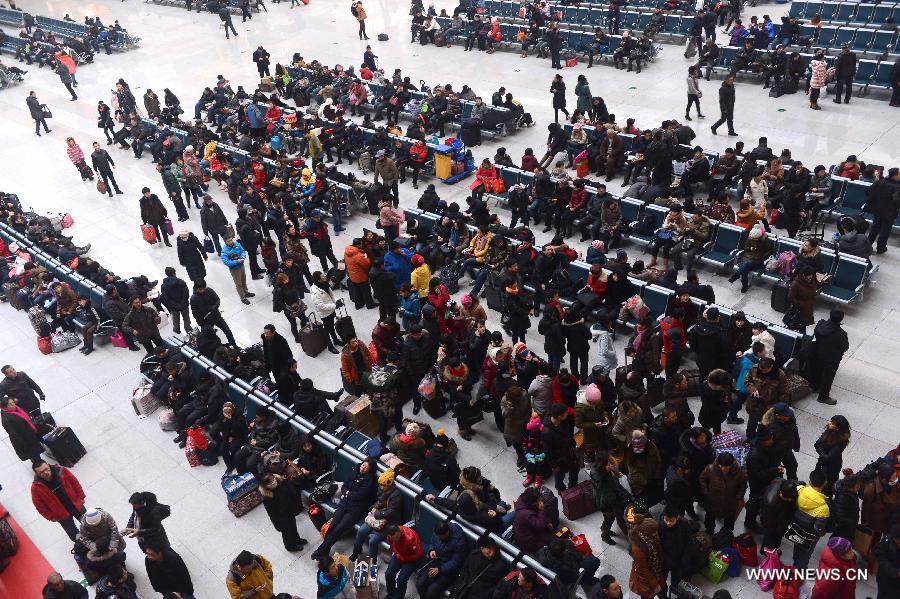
left=221, top=472, right=258, bottom=501
left=720, top=546, right=742, bottom=577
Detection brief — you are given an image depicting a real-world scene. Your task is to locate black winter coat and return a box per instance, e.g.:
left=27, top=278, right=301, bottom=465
left=811, top=319, right=849, bottom=364
left=760, top=477, right=796, bottom=539
left=262, top=478, right=304, bottom=531
left=1, top=408, right=43, bottom=461
left=369, top=268, right=397, bottom=306
left=189, top=288, right=222, bottom=324
left=145, top=548, right=194, bottom=595
left=829, top=479, right=860, bottom=540
left=658, top=515, right=699, bottom=569
left=339, top=464, right=378, bottom=512
left=561, top=317, right=591, bottom=353
left=200, top=202, right=228, bottom=236
left=745, top=440, right=783, bottom=495
left=690, top=320, right=732, bottom=376
left=538, top=313, right=566, bottom=359
left=542, top=419, right=576, bottom=468
left=159, top=276, right=189, bottom=312
left=718, top=83, right=735, bottom=111
left=451, top=550, right=509, bottom=599
left=177, top=233, right=208, bottom=279
left=261, top=332, right=293, bottom=375
left=140, top=194, right=168, bottom=225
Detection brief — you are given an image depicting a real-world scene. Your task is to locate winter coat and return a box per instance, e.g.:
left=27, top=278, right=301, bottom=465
left=200, top=202, right=228, bottom=236
left=41, top=579, right=88, bottom=599
left=652, top=419, right=685, bottom=471
left=699, top=463, right=747, bottom=518
left=390, top=433, right=427, bottom=471
left=657, top=514, right=698, bottom=569
left=814, top=430, right=850, bottom=483
left=830, top=479, right=860, bottom=541
left=625, top=441, right=662, bottom=497
left=689, top=320, right=732, bottom=376
left=94, top=572, right=138, bottom=599
left=220, top=241, right=247, bottom=270
left=788, top=276, right=817, bottom=326
left=595, top=329, right=617, bottom=373
left=862, top=477, right=900, bottom=534
left=423, top=443, right=460, bottom=492
left=574, top=80, right=592, bottom=113
left=501, top=390, right=532, bottom=446
left=698, top=380, right=731, bottom=431
left=384, top=250, right=413, bottom=290
left=139, top=194, right=167, bottom=226
left=177, top=233, right=207, bottom=277
left=309, top=284, right=337, bottom=319
left=628, top=326, right=662, bottom=376
left=537, top=313, right=566, bottom=359
left=512, top=497, right=549, bottom=554
left=541, top=418, right=576, bottom=469
left=146, top=548, right=194, bottom=595
left=811, top=318, right=849, bottom=364
left=760, top=477, right=796, bottom=539
left=374, top=158, right=400, bottom=186
left=837, top=230, right=871, bottom=259
left=226, top=554, right=273, bottom=599
left=561, top=316, right=591, bottom=353
left=427, top=521, right=467, bottom=576
left=122, top=305, right=160, bottom=341
left=388, top=525, right=424, bottom=564
left=262, top=332, right=293, bottom=376
left=744, top=439, right=783, bottom=495
left=743, top=366, right=789, bottom=419
left=159, top=276, right=189, bottom=312
left=340, top=346, right=371, bottom=385
left=809, top=59, right=827, bottom=89
left=762, top=409, right=801, bottom=456
left=452, top=549, right=508, bottom=599
left=591, top=466, right=629, bottom=512
left=339, top=463, right=378, bottom=512
left=0, top=372, right=44, bottom=413
left=664, top=465, right=694, bottom=516
left=528, top=375, right=553, bottom=417
left=574, top=398, right=608, bottom=450
left=77, top=508, right=125, bottom=560
left=811, top=546, right=857, bottom=599
left=31, top=466, right=85, bottom=521
left=343, top=245, right=371, bottom=284
left=401, top=331, right=433, bottom=377
left=629, top=515, right=665, bottom=598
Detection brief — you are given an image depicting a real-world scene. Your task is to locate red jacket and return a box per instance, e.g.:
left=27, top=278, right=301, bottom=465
left=388, top=525, right=424, bottom=564
left=31, top=466, right=85, bottom=522
left=251, top=162, right=267, bottom=190
left=552, top=374, right=579, bottom=415
left=265, top=106, right=282, bottom=123
left=567, top=187, right=587, bottom=212
left=409, top=143, right=427, bottom=165
left=810, top=547, right=857, bottom=599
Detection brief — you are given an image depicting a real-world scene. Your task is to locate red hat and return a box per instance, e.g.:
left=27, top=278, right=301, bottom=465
left=411, top=254, right=425, bottom=266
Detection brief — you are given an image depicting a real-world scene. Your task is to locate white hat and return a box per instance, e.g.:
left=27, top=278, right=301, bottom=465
left=83, top=508, right=102, bottom=526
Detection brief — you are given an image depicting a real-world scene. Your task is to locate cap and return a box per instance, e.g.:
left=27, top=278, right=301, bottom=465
left=591, top=239, right=605, bottom=251
left=83, top=509, right=102, bottom=526
left=585, top=383, right=602, bottom=404
left=773, top=402, right=791, bottom=416
left=411, top=253, right=424, bottom=266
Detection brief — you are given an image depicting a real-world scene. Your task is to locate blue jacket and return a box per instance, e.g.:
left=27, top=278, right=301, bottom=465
left=220, top=241, right=246, bottom=269
left=427, top=522, right=467, bottom=576
left=384, top=249, right=413, bottom=290
left=734, top=353, right=759, bottom=394
left=585, top=246, right=607, bottom=265
left=399, top=290, right=421, bottom=321
left=317, top=564, right=349, bottom=599
left=339, top=464, right=377, bottom=512
left=247, top=103, right=263, bottom=129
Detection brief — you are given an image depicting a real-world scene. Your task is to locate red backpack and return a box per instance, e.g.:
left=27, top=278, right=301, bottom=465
left=659, top=315, right=687, bottom=354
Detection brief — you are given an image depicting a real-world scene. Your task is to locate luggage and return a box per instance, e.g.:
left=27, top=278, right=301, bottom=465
left=300, top=312, right=328, bottom=357
left=681, top=368, right=702, bottom=397
left=164, top=218, right=174, bottom=236
left=440, top=258, right=461, bottom=295
left=434, top=32, right=446, bottom=47
left=714, top=445, right=747, bottom=468
left=358, top=150, right=372, bottom=174
left=32, top=412, right=56, bottom=438
left=221, top=472, right=259, bottom=502
left=78, top=162, right=94, bottom=181
left=51, top=331, right=81, bottom=353
left=377, top=33, right=389, bottom=41
left=335, top=395, right=379, bottom=438
left=484, top=283, right=504, bottom=311
left=768, top=83, right=783, bottom=98
left=422, top=394, right=447, bottom=419
left=307, top=501, right=328, bottom=530
left=227, top=488, right=263, bottom=517
left=334, top=305, right=356, bottom=342
left=711, top=430, right=742, bottom=450
left=560, top=479, right=596, bottom=520
left=158, top=408, right=176, bottom=431
left=720, top=546, right=741, bottom=577
left=141, top=223, right=158, bottom=244
left=131, top=382, right=161, bottom=417
left=203, top=236, right=215, bottom=253
left=42, top=426, right=86, bottom=467
left=27, top=306, right=50, bottom=336
left=772, top=568, right=802, bottom=599
left=459, top=119, right=481, bottom=147
left=3, top=282, right=22, bottom=310
left=785, top=373, right=809, bottom=403
left=97, top=178, right=108, bottom=195
left=771, top=280, right=789, bottom=313
left=699, top=550, right=729, bottom=584
left=732, top=532, right=759, bottom=566
left=0, top=511, right=19, bottom=559
left=37, top=336, right=53, bottom=355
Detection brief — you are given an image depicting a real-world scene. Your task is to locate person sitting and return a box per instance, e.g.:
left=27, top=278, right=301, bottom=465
left=728, top=223, right=772, bottom=293
left=448, top=536, right=509, bottom=599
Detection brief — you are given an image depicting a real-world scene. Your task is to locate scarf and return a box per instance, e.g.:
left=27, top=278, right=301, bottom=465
left=458, top=472, right=484, bottom=511
left=3, top=405, right=37, bottom=432
left=629, top=514, right=664, bottom=581
left=631, top=327, right=647, bottom=352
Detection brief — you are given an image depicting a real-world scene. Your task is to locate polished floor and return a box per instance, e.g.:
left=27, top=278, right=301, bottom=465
left=0, top=0, right=898, bottom=597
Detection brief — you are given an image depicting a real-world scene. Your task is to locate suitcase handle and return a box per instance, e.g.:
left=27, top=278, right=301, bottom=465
left=306, top=311, right=320, bottom=324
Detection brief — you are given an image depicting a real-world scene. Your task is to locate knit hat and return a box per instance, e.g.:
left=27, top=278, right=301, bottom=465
left=584, top=383, right=602, bottom=404
left=460, top=294, right=473, bottom=307
left=513, top=342, right=529, bottom=359
left=631, top=430, right=647, bottom=453
left=179, top=229, right=190, bottom=239
left=378, top=468, right=395, bottom=486
left=411, top=253, right=425, bottom=267
left=749, top=222, right=765, bottom=240
left=591, top=239, right=605, bottom=251
left=434, top=428, right=449, bottom=446
left=773, top=402, right=792, bottom=416
left=83, top=509, right=102, bottom=526
left=827, top=536, right=851, bottom=556
left=405, top=422, right=421, bottom=437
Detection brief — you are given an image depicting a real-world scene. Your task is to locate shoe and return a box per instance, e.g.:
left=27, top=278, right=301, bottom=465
left=412, top=405, right=421, bottom=415
left=728, top=131, right=738, bottom=136
left=726, top=416, right=744, bottom=424
left=710, top=126, right=717, bottom=135
left=833, top=99, right=842, bottom=104
left=727, top=273, right=739, bottom=284
left=294, top=334, right=302, bottom=344
left=246, top=292, right=256, bottom=297
left=522, top=473, right=535, bottom=486
left=128, top=345, right=141, bottom=351
left=817, top=396, right=837, bottom=405
left=79, top=347, right=86, bottom=353
left=164, top=242, right=172, bottom=247
left=533, top=475, right=543, bottom=488
left=241, top=299, right=251, bottom=305
left=178, top=439, right=187, bottom=448
left=252, top=275, right=264, bottom=280
left=685, top=115, right=692, bottom=121
left=698, top=114, right=706, bottom=118
left=601, top=533, right=616, bottom=546
left=327, top=345, right=339, bottom=354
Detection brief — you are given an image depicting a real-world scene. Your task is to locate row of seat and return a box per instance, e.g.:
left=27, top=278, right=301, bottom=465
left=286, top=65, right=517, bottom=138
left=0, top=7, right=137, bottom=50
left=154, top=336, right=566, bottom=592
left=789, top=1, right=900, bottom=27
left=148, top=0, right=246, bottom=15
left=797, top=22, right=899, bottom=57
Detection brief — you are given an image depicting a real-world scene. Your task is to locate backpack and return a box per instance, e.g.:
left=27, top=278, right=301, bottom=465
left=633, top=212, right=656, bottom=236
left=350, top=3, right=359, bottom=17
left=364, top=364, right=398, bottom=392
left=440, top=260, right=461, bottom=295
left=378, top=33, right=389, bottom=41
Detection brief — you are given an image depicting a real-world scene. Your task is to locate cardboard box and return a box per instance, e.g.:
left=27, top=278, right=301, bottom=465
left=336, top=395, right=379, bottom=438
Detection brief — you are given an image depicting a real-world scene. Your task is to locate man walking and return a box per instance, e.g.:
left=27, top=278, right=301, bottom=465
left=55, top=63, right=77, bottom=101
left=0, top=365, right=45, bottom=414
left=200, top=194, right=229, bottom=255
left=221, top=236, right=254, bottom=305
left=807, top=309, right=849, bottom=406
left=90, top=142, right=122, bottom=197
left=710, top=75, right=737, bottom=136
left=157, top=163, right=188, bottom=221
left=219, top=5, right=238, bottom=39
left=864, top=167, right=900, bottom=255
left=30, top=460, right=85, bottom=541
left=26, top=91, right=51, bottom=136
left=252, top=46, right=270, bottom=77
left=189, top=281, right=238, bottom=345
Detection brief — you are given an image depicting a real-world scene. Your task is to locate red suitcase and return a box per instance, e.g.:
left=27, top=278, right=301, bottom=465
left=141, top=224, right=158, bottom=244
left=560, top=480, right=597, bottom=520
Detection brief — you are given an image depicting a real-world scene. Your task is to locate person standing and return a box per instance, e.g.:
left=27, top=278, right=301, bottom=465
left=550, top=74, right=569, bottom=123
left=628, top=499, right=665, bottom=599
left=685, top=67, right=704, bottom=121
left=259, top=474, right=307, bottom=552
left=144, top=540, right=195, bottom=599
left=55, top=62, right=77, bottom=101
left=832, top=44, right=857, bottom=105
left=808, top=49, right=827, bottom=110
left=124, top=491, right=170, bottom=552
left=123, top=297, right=164, bottom=355
left=302, top=210, right=338, bottom=272
left=235, top=207, right=266, bottom=280
left=699, top=451, right=747, bottom=535
left=221, top=236, right=254, bottom=305
left=543, top=403, right=579, bottom=493
left=1, top=397, right=43, bottom=462
left=344, top=238, right=376, bottom=310
left=864, top=167, right=900, bottom=255
left=252, top=46, right=270, bottom=77
left=65, top=137, right=89, bottom=181
left=200, top=195, right=229, bottom=255
left=139, top=187, right=171, bottom=247
left=30, top=460, right=85, bottom=541
left=547, top=23, right=563, bottom=70
left=219, top=5, right=238, bottom=39
left=97, top=100, right=115, bottom=144
left=159, top=267, right=192, bottom=336
left=189, top=281, right=238, bottom=346
left=352, top=1, right=369, bottom=40
left=156, top=162, right=186, bottom=220
left=806, top=309, right=849, bottom=406
left=0, top=365, right=46, bottom=415
left=91, top=142, right=123, bottom=197
left=239, top=0, right=252, bottom=22
left=310, top=271, right=343, bottom=353
left=176, top=230, right=208, bottom=284
left=261, top=324, right=293, bottom=377
left=26, top=91, right=51, bottom=136
left=710, top=75, right=737, bottom=136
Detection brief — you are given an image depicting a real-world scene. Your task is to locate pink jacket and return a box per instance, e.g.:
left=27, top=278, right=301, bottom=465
left=809, top=60, right=827, bottom=89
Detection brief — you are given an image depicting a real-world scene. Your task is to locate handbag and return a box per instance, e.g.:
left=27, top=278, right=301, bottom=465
left=37, top=335, right=53, bottom=355
left=97, top=179, right=108, bottom=195
left=699, top=550, right=729, bottom=584
left=757, top=547, right=782, bottom=591
left=311, top=481, right=338, bottom=503
left=203, top=236, right=215, bottom=253
left=782, top=304, right=804, bottom=331
left=852, top=524, right=876, bottom=557
left=417, top=372, right=437, bottom=400
left=41, top=104, right=53, bottom=119
left=110, top=329, right=129, bottom=348
left=680, top=237, right=695, bottom=251
left=364, top=511, right=386, bottom=531
left=164, top=218, right=174, bottom=236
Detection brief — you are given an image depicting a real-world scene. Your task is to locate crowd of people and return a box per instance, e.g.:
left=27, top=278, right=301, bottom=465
left=2, top=1, right=900, bottom=598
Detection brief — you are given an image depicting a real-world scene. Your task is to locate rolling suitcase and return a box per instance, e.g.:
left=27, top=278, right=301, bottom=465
left=3, top=283, right=22, bottom=310
left=141, top=223, right=158, bottom=244
left=300, top=312, right=328, bottom=357
left=32, top=412, right=56, bottom=438
left=459, top=119, right=481, bottom=147
left=27, top=306, right=50, bottom=336
left=560, top=480, right=596, bottom=520
left=42, top=426, right=86, bottom=467
left=484, top=283, right=504, bottom=311
left=770, top=280, right=789, bottom=313
left=334, top=306, right=356, bottom=342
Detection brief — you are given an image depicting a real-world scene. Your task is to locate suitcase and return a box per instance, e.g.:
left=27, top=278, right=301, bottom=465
left=681, top=368, right=702, bottom=397
left=141, top=223, right=158, bottom=244
left=131, top=382, right=161, bottom=417
left=27, top=306, right=50, bottom=336
left=440, top=258, right=461, bottom=295
left=785, top=373, right=809, bottom=403
left=227, top=488, right=263, bottom=517
left=0, top=511, right=19, bottom=559
left=221, top=472, right=259, bottom=502
left=300, top=312, right=328, bottom=357
left=771, top=280, right=789, bottom=313
left=3, top=282, right=22, bottom=310
left=711, top=430, right=743, bottom=450
left=560, top=479, right=596, bottom=520
left=32, top=412, right=56, bottom=438
left=335, top=306, right=356, bottom=342
left=42, top=426, right=86, bottom=467
left=458, top=120, right=481, bottom=147
left=484, top=284, right=504, bottom=311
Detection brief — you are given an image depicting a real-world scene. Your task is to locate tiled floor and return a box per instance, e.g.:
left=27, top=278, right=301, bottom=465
left=0, top=0, right=898, bottom=597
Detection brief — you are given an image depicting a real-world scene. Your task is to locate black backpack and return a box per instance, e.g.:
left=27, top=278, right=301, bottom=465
left=378, top=33, right=389, bottom=41
left=350, top=3, right=358, bottom=17
left=634, top=212, right=656, bottom=236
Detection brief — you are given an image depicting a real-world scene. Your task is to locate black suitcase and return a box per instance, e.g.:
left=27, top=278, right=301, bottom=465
left=32, top=412, right=56, bottom=438
left=771, top=280, right=789, bottom=313
left=334, top=306, right=356, bottom=343
left=484, top=284, right=504, bottom=311
left=300, top=313, right=328, bottom=357
left=42, top=426, right=86, bottom=467
left=459, top=119, right=481, bottom=147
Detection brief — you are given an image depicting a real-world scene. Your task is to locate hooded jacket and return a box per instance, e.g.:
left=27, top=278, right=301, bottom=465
left=388, top=525, right=424, bottom=564
left=31, top=465, right=85, bottom=522
left=343, top=245, right=371, bottom=284
left=699, top=463, right=748, bottom=518
left=810, top=546, right=857, bottom=599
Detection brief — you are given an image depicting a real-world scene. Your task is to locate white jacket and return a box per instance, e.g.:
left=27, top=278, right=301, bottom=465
left=745, top=330, right=775, bottom=358
left=595, top=330, right=618, bottom=372
left=310, top=284, right=337, bottom=319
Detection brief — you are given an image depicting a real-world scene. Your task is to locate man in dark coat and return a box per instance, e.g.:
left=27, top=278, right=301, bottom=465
left=219, top=5, right=238, bottom=38
left=261, top=324, right=293, bottom=377
left=42, top=572, right=88, bottom=599
left=806, top=309, right=850, bottom=406
left=176, top=230, right=208, bottom=283
left=189, top=282, right=237, bottom=346
left=1, top=397, right=44, bottom=462
left=689, top=307, right=732, bottom=380
left=401, top=324, right=433, bottom=415
left=832, top=44, right=857, bottom=105
left=90, top=142, right=122, bottom=197
left=292, top=378, right=339, bottom=420
left=235, top=207, right=265, bottom=279
left=27, top=91, right=51, bottom=136
left=144, top=540, right=194, bottom=597
left=743, top=426, right=784, bottom=531
left=0, top=365, right=46, bottom=414
left=760, top=477, right=798, bottom=552
left=543, top=403, right=579, bottom=492
left=710, top=75, right=737, bottom=136
left=252, top=46, right=270, bottom=77
left=449, top=537, right=509, bottom=599
left=139, top=187, right=171, bottom=247
left=159, top=267, right=192, bottom=335
left=864, top=167, right=900, bottom=254
left=200, top=194, right=229, bottom=255
left=259, top=474, right=307, bottom=551
left=658, top=505, right=698, bottom=593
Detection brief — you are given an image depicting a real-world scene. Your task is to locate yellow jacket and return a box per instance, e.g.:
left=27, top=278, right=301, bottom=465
left=796, top=485, right=830, bottom=519
left=204, top=140, right=217, bottom=161
left=226, top=555, right=274, bottom=599
left=469, top=231, right=493, bottom=263
left=410, top=264, right=432, bottom=298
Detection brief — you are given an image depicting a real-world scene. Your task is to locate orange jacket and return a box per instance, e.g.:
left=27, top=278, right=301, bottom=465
left=344, top=245, right=372, bottom=284
left=409, top=143, right=427, bottom=165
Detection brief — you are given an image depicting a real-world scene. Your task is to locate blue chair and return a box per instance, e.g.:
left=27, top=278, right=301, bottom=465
left=832, top=179, right=871, bottom=217
left=819, top=248, right=838, bottom=277
left=619, top=196, right=643, bottom=225
left=834, top=2, right=857, bottom=23
left=852, top=4, right=875, bottom=24
left=699, top=222, right=747, bottom=270
left=792, top=1, right=812, bottom=19
left=760, top=237, right=803, bottom=284
left=869, top=30, right=895, bottom=55
left=833, top=27, right=856, bottom=49
left=768, top=325, right=804, bottom=372
left=852, top=28, right=875, bottom=52
left=872, top=4, right=895, bottom=26
left=819, top=254, right=871, bottom=304
left=815, top=26, right=839, bottom=48
left=643, top=285, right=675, bottom=322
left=868, top=60, right=893, bottom=91
left=820, top=2, right=840, bottom=21
left=852, top=58, right=878, bottom=91
left=499, top=167, right=520, bottom=193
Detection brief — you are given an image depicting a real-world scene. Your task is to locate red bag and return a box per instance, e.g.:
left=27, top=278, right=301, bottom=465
left=732, top=532, right=759, bottom=566
left=141, top=224, right=158, bottom=244
left=566, top=57, right=579, bottom=67
left=186, top=426, right=209, bottom=451
left=37, top=336, right=52, bottom=355
left=772, top=569, right=802, bottom=599
left=308, top=502, right=328, bottom=531
left=570, top=533, right=592, bottom=556
left=768, top=208, right=780, bottom=226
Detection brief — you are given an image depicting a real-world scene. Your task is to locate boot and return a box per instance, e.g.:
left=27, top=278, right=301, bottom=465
left=534, top=475, right=543, bottom=489
left=601, top=532, right=616, bottom=545
left=727, top=272, right=740, bottom=284
left=327, top=344, right=339, bottom=354
left=522, top=473, right=535, bottom=487
left=685, top=114, right=692, bottom=121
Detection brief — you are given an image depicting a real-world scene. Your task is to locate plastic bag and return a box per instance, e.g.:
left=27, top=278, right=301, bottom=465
left=417, top=372, right=437, bottom=400
left=699, top=551, right=729, bottom=584
left=757, top=548, right=782, bottom=592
